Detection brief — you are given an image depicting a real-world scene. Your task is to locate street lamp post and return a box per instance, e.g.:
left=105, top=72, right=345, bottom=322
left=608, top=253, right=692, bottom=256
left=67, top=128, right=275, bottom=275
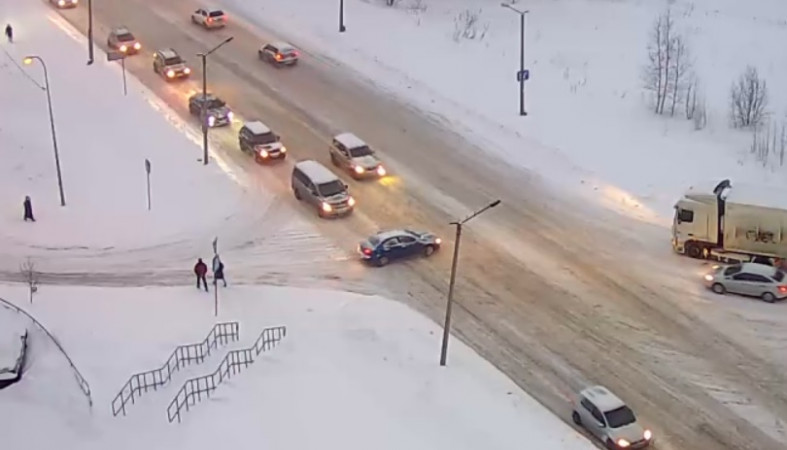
left=339, top=0, right=346, bottom=32
left=87, top=0, right=94, bottom=65
left=501, top=3, right=529, bottom=116
left=439, top=199, right=501, bottom=366
left=23, top=56, right=66, bottom=207
left=197, top=36, right=234, bottom=166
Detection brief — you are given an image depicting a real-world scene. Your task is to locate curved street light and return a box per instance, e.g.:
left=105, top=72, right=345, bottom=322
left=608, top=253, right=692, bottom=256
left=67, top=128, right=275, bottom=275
left=23, top=56, right=66, bottom=207
left=198, top=36, right=234, bottom=166
left=439, top=199, right=501, bottom=366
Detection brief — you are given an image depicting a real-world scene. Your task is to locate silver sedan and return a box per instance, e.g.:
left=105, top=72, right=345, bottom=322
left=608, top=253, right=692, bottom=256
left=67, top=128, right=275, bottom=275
left=703, top=262, right=787, bottom=303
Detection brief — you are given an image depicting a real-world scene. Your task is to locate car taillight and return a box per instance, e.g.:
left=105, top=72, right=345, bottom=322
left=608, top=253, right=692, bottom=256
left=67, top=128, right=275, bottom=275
left=778, top=286, right=787, bottom=293
left=363, top=248, right=372, bottom=256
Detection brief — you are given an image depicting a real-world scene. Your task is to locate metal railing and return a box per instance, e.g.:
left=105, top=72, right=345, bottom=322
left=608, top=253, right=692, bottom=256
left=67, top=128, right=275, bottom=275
left=167, top=325, right=287, bottom=423
left=111, top=322, right=240, bottom=417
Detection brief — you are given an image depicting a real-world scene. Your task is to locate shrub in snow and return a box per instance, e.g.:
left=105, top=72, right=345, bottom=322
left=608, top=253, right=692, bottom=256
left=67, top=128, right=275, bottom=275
left=730, top=65, right=768, bottom=128
left=452, top=9, right=488, bottom=42
left=642, top=8, right=693, bottom=117
left=19, top=258, right=39, bottom=304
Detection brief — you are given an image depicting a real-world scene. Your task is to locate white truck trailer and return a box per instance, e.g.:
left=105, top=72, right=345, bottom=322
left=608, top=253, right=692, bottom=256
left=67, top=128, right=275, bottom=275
left=672, top=179, right=787, bottom=263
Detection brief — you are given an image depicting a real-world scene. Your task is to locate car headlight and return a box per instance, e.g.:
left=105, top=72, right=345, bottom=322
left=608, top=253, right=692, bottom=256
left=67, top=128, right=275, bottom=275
left=72, top=0, right=78, bottom=4
left=435, top=238, right=442, bottom=245
left=134, top=42, right=141, bottom=50
left=280, top=146, right=287, bottom=153
left=377, top=165, right=386, bottom=176
left=259, top=150, right=269, bottom=158
left=119, top=45, right=128, bottom=52
left=321, top=202, right=332, bottom=212
left=58, top=0, right=65, bottom=5
left=166, top=70, right=175, bottom=78
left=208, top=116, right=216, bottom=126
left=348, top=197, right=356, bottom=207
left=703, top=274, right=713, bottom=281
left=227, top=111, right=234, bottom=120
left=184, top=67, right=191, bottom=74
left=616, top=439, right=630, bottom=448
left=354, top=165, right=365, bottom=174
left=643, top=429, right=652, bottom=440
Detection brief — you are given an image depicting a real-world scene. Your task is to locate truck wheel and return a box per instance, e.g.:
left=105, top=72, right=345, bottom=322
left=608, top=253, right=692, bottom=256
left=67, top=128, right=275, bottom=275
left=686, top=243, right=702, bottom=259
left=711, top=283, right=726, bottom=295
left=762, top=292, right=776, bottom=303
left=571, top=410, right=582, bottom=426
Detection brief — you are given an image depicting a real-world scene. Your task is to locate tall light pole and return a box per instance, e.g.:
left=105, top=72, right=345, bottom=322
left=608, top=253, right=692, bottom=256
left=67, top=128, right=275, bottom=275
left=339, top=0, right=346, bottom=32
left=439, top=199, right=501, bottom=366
left=501, top=3, right=529, bottom=116
left=23, top=56, right=66, bottom=207
left=87, top=0, right=94, bottom=65
left=197, top=36, right=234, bottom=166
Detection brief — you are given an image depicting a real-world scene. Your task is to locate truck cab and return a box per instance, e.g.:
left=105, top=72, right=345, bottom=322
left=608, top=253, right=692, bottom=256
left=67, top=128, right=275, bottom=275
left=672, top=190, right=720, bottom=258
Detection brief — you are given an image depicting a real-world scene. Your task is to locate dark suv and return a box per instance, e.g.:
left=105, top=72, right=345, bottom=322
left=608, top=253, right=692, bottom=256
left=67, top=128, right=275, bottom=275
left=239, top=121, right=287, bottom=163
left=188, top=93, right=233, bottom=127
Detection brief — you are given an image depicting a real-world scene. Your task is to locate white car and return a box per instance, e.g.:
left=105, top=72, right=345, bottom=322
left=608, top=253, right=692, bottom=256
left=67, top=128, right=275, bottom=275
left=191, top=8, right=227, bottom=28
left=49, top=0, right=78, bottom=8
left=572, top=385, right=653, bottom=449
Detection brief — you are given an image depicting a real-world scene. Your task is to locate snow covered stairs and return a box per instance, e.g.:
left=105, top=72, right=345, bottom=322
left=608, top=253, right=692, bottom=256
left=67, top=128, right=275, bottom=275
left=166, top=325, right=287, bottom=423
left=111, top=322, right=240, bottom=417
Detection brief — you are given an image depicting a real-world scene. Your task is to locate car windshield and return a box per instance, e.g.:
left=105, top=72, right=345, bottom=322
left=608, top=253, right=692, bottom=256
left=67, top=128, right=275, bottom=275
left=604, top=406, right=637, bottom=429
left=349, top=145, right=374, bottom=157
left=117, top=32, right=135, bottom=42
left=164, top=55, right=182, bottom=65
left=318, top=180, right=345, bottom=197
left=205, top=98, right=225, bottom=109
left=403, top=229, right=420, bottom=238
left=723, top=265, right=742, bottom=276
left=280, top=47, right=296, bottom=54
left=367, top=236, right=381, bottom=247
left=774, top=270, right=785, bottom=282
left=209, top=10, right=225, bottom=17
left=251, top=132, right=277, bottom=145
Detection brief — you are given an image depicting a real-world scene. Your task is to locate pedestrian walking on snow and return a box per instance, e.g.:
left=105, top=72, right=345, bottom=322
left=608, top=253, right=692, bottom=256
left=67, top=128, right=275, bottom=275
left=194, top=258, right=208, bottom=291
left=213, top=260, right=227, bottom=287
left=23, top=196, right=35, bottom=222
left=5, top=24, right=13, bottom=43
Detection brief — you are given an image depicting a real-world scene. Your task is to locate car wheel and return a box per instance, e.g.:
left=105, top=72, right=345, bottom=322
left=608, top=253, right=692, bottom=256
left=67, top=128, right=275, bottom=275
left=762, top=292, right=776, bottom=303
left=376, top=256, right=390, bottom=267
left=423, top=245, right=435, bottom=257
left=686, top=242, right=703, bottom=259
left=571, top=411, right=582, bottom=426
left=711, top=283, right=726, bottom=295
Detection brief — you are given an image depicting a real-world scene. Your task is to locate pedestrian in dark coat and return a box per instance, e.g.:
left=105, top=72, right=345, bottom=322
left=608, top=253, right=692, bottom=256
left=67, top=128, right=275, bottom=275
left=194, top=258, right=208, bottom=291
left=23, top=196, right=35, bottom=222
left=5, top=24, right=12, bottom=43
left=213, top=261, right=227, bottom=287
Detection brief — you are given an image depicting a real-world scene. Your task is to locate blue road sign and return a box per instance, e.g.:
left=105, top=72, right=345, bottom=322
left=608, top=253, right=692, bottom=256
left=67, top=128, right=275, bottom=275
left=517, top=69, right=530, bottom=82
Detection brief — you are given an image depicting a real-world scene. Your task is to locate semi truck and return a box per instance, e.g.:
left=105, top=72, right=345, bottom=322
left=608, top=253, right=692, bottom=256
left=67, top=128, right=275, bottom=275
left=672, top=179, right=787, bottom=263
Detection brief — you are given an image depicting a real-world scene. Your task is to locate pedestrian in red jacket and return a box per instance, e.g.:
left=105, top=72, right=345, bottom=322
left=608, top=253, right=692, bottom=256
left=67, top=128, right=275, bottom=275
left=194, top=258, right=208, bottom=291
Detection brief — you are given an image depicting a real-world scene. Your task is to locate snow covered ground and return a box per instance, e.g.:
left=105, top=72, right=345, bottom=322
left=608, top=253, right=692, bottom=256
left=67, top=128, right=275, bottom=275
left=0, top=284, right=597, bottom=450
left=0, top=4, right=350, bottom=284
left=0, top=311, right=27, bottom=380
left=219, top=0, right=787, bottom=223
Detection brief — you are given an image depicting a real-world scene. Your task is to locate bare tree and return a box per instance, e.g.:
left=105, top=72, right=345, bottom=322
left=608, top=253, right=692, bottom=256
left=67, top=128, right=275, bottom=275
left=730, top=65, right=768, bottom=128
left=19, top=258, right=39, bottom=304
left=780, top=121, right=786, bottom=167
left=693, top=96, right=707, bottom=130
left=669, top=35, right=691, bottom=116
left=643, top=9, right=684, bottom=115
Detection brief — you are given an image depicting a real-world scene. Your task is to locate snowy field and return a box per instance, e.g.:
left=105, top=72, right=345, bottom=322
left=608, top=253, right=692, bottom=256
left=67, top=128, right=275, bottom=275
left=219, top=0, right=787, bottom=223
left=0, top=284, right=596, bottom=450
left=0, top=4, right=350, bottom=284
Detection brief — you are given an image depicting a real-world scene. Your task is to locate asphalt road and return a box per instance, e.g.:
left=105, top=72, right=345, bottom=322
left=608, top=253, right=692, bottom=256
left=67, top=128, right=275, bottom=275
left=41, top=1, right=787, bottom=448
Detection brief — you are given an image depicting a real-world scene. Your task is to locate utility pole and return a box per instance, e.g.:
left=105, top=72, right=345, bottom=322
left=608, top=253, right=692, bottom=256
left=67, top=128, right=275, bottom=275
left=439, top=199, right=501, bottom=366
left=24, top=56, right=66, bottom=207
left=87, top=0, right=94, bottom=65
left=501, top=3, right=530, bottom=116
left=197, top=36, right=234, bottom=166
left=339, top=0, right=346, bottom=32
